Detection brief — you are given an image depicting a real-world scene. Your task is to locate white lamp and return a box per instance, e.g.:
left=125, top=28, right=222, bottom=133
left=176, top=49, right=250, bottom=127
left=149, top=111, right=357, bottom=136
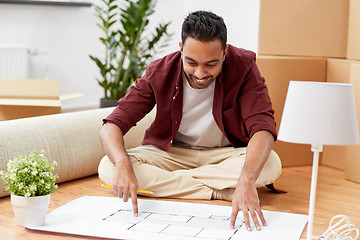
left=278, top=81, right=359, bottom=240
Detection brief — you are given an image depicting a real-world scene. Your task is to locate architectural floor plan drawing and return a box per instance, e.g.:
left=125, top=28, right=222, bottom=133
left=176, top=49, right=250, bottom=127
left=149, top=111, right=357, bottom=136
left=29, top=196, right=308, bottom=240
left=103, top=208, right=244, bottom=239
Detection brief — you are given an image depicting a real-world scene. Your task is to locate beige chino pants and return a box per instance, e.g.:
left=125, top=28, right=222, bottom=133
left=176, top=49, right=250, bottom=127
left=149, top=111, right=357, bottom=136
left=98, top=144, right=282, bottom=200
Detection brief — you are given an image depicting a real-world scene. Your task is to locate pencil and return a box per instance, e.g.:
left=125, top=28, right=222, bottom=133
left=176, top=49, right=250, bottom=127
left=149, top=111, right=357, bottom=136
left=101, top=184, right=154, bottom=194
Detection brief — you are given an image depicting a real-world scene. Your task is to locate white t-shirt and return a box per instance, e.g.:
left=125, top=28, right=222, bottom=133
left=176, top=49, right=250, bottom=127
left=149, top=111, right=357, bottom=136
left=174, top=76, right=231, bottom=149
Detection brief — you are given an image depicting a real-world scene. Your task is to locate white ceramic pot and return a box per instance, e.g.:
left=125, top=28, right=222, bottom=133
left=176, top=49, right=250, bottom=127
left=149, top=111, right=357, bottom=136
left=10, top=194, right=50, bottom=227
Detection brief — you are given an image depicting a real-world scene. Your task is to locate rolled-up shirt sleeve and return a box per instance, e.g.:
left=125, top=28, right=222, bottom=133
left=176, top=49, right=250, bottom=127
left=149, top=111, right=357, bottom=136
left=238, top=58, right=277, bottom=141
left=103, top=68, right=156, bottom=135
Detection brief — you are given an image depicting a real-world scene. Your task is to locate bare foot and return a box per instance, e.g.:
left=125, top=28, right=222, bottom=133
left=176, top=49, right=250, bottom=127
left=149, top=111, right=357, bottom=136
left=212, top=188, right=235, bottom=201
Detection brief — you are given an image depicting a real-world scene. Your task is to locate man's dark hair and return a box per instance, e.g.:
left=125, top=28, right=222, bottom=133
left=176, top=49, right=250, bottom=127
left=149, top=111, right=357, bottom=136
left=181, top=11, right=227, bottom=49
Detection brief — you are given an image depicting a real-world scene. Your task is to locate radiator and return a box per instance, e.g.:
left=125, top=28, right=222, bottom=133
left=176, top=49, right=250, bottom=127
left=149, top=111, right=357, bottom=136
left=0, top=47, right=30, bottom=79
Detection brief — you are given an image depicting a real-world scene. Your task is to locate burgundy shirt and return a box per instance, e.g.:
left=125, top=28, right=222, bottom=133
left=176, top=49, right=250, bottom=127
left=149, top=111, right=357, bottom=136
left=103, top=45, right=277, bottom=151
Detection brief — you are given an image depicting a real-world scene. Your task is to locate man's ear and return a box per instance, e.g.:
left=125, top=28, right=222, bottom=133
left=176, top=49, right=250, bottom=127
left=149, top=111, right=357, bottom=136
left=223, top=44, right=228, bottom=61
left=179, top=42, right=183, bottom=53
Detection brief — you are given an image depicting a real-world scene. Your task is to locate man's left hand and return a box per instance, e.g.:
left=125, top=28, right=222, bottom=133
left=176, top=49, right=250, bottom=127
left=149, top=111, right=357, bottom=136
left=229, top=178, right=267, bottom=231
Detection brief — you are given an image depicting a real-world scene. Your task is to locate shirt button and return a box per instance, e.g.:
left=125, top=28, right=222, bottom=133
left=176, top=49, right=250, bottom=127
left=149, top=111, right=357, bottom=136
left=176, top=86, right=179, bottom=90
left=175, top=121, right=178, bottom=124
left=170, top=140, right=173, bottom=143
left=173, top=96, right=176, bottom=100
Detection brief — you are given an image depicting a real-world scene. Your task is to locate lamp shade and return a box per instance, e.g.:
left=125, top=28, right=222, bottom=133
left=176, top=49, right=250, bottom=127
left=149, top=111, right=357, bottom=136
left=278, top=81, right=359, bottom=146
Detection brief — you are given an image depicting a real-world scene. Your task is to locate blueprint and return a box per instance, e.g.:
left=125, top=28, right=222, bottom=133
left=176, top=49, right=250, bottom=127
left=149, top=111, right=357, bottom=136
left=28, top=196, right=308, bottom=240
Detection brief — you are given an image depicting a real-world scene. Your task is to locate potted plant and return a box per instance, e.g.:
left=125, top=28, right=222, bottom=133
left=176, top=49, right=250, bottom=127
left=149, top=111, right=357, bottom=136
left=90, top=0, right=172, bottom=108
left=0, top=150, right=58, bottom=227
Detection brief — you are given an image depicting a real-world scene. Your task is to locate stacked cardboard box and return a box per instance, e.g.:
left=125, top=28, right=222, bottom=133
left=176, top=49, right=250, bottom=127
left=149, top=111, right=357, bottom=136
left=256, top=56, right=326, bottom=166
left=0, top=79, right=61, bottom=121
left=0, top=80, right=84, bottom=121
left=257, top=0, right=360, bottom=179
left=258, top=0, right=350, bottom=58
left=345, top=63, right=360, bottom=183
left=322, top=59, right=360, bottom=170
left=347, top=0, right=360, bottom=60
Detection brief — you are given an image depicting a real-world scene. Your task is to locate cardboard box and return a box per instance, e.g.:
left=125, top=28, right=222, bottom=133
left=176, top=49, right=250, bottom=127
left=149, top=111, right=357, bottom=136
left=256, top=55, right=326, bottom=166
left=258, top=0, right=350, bottom=58
left=347, top=0, right=360, bottom=60
left=345, top=63, right=360, bottom=183
left=0, top=79, right=61, bottom=121
left=322, top=59, right=360, bottom=170
left=326, top=58, right=359, bottom=84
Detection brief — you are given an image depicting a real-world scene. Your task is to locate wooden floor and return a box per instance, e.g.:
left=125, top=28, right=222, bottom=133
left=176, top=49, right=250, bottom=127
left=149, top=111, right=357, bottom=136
left=0, top=165, right=359, bottom=240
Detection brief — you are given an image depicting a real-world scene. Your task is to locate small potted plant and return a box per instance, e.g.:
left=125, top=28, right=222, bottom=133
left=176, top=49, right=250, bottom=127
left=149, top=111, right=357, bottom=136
left=0, top=150, right=58, bottom=227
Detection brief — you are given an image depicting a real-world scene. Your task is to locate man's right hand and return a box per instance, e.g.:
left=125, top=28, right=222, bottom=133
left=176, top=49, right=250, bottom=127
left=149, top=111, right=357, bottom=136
left=99, top=123, right=140, bottom=217
left=112, top=158, right=139, bottom=217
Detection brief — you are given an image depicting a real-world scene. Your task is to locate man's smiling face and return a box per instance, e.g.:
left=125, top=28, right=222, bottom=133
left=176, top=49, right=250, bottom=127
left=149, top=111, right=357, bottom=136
left=180, top=37, right=227, bottom=89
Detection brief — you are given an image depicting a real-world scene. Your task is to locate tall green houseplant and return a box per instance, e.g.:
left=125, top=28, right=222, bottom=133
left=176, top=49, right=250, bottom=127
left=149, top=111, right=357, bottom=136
left=90, top=0, right=172, bottom=106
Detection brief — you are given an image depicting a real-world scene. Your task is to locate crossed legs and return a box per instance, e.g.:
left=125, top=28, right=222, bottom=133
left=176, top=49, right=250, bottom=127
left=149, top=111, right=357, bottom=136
left=98, top=144, right=282, bottom=200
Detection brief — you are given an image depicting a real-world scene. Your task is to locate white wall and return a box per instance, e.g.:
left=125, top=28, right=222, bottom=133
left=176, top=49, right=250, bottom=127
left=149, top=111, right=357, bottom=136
left=155, top=0, right=261, bottom=54
left=0, top=0, right=260, bottom=111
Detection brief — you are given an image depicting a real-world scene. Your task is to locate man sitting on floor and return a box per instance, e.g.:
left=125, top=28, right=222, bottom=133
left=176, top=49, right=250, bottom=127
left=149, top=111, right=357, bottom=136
left=98, top=10, right=282, bottom=231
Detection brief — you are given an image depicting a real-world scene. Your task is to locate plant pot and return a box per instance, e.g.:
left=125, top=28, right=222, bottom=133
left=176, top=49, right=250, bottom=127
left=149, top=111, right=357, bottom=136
left=11, top=194, right=50, bottom=227
left=100, top=98, right=119, bottom=108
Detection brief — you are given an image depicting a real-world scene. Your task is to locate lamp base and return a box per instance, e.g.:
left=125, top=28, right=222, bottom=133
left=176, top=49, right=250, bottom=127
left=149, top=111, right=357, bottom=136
left=307, top=144, right=323, bottom=240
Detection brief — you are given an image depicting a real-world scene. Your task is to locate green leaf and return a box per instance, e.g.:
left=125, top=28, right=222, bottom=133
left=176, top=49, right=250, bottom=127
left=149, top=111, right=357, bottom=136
left=109, top=5, right=118, bottom=12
